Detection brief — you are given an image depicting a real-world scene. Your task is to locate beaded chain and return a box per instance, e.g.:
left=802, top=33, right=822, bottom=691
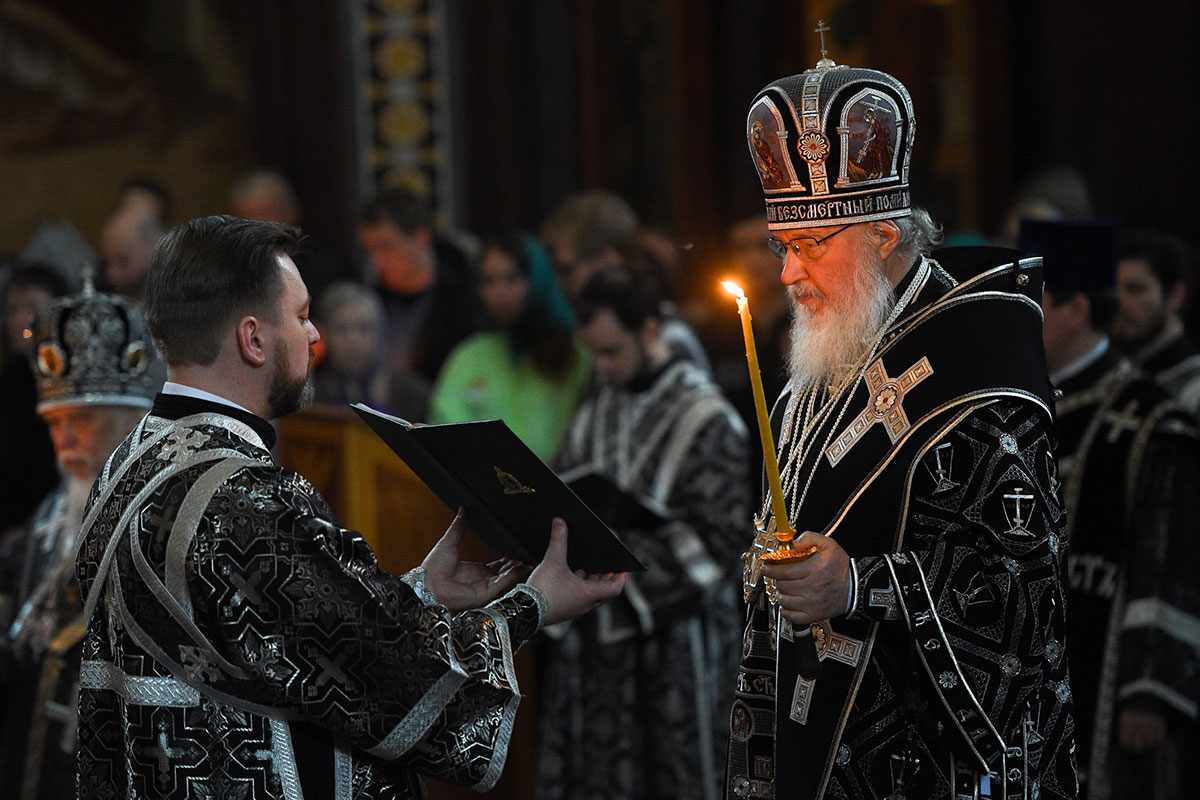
left=763, top=257, right=931, bottom=529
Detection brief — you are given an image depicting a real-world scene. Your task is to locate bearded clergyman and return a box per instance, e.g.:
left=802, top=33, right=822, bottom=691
left=724, top=37, right=1079, bottom=800
left=71, top=215, right=625, bottom=799
left=0, top=283, right=161, bottom=799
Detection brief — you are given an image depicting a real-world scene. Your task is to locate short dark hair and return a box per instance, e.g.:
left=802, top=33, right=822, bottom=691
left=574, top=265, right=663, bottom=334
left=359, top=188, right=431, bottom=233
left=1121, top=229, right=1189, bottom=292
left=145, top=215, right=300, bottom=366
left=1045, top=286, right=1118, bottom=333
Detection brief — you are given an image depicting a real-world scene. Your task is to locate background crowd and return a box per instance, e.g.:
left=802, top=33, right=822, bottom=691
left=0, top=3, right=1197, bottom=799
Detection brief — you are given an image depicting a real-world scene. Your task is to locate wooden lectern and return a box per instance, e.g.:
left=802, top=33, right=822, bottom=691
left=275, top=405, right=539, bottom=800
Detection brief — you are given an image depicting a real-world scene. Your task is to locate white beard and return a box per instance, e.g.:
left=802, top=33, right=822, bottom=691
left=58, top=475, right=94, bottom=558
left=786, top=257, right=896, bottom=392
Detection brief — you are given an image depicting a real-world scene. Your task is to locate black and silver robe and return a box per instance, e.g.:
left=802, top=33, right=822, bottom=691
left=74, top=394, right=546, bottom=799
left=537, top=358, right=750, bottom=800
left=1, top=485, right=88, bottom=800
left=1054, top=346, right=1200, bottom=800
left=727, top=249, right=1079, bottom=800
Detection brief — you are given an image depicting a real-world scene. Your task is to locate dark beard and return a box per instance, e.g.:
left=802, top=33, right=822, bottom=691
left=266, top=352, right=314, bottom=419
left=1114, top=313, right=1168, bottom=354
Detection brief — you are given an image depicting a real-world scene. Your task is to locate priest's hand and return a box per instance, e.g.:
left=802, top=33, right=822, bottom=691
left=761, top=531, right=850, bottom=626
left=422, top=508, right=530, bottom=612
left=527, top=517, right=625, bottom=626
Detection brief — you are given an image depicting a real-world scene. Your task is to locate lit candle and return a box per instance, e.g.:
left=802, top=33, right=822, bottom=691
left=722, top=281, right=794, bottom=544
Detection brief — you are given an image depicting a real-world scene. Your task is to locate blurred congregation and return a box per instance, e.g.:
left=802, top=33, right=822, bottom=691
left=1, top=1, right=1198, bottom=799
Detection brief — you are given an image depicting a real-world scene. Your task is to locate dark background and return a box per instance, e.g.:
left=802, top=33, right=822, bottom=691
left=2, top=0, right=1195, bottom=266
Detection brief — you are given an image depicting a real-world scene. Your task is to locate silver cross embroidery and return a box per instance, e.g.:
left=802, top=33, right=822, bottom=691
left=230, top=571, right=263, bottom=606
left=314, top=652, right=349, bottom=689
left=157, top=428, right=211, bottom=464
left=1003, top=486, right=1035, bottom=536
left=178, top=645, right=223, bottom=683
left=869, top=587, right=900, bottom=620
left=146, top=727, right=187, bottom=776
left=147, top=504, right=178, bottom=544
left=827, top=357, right=933, bottom=466
left=925, top=442, right=959, bottom=494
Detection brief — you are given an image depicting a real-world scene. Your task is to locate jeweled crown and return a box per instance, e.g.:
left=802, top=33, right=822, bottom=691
left=747, top=21, right=915, bottom=230
left=30, top=280, right=161, bottom=411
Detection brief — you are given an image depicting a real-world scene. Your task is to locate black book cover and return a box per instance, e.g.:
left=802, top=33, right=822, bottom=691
left=351, top=404, right=646, bottom=573
left=558, top=466, right=671, bottom=531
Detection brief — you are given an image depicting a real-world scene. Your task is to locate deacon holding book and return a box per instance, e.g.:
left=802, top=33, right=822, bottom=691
left=72, top=215, right=624, bottom=799
left=725, top=35, right=1078, bottom=800
left=536, top=265, right=751, bottom=800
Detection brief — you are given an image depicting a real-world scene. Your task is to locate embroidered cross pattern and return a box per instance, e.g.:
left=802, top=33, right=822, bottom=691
left=314, top=652, right=350, bottom=688
left=868, top=587, right=900, bottom=620
left=157, top=428, right=211, bottom=464
left=1003, top=486, right=1035, bottom=536
left=925, top=442, right=959, bottom=494
left=1102, top=399, right=1142, bottom=443
left=146, top=728, right=188, bottom=776
left=147, top=504, right=178, bottom=545
left=789, top=622, right=865, bottom=724
left=826, top=357, right=933, bottom=466
left=178, top=645, right=223, bottom=683
left=230, top=571, right=263, bottom=606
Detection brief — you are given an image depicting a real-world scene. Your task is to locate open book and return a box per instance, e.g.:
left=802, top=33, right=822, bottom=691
left=351, top=404, right=646, bottom=573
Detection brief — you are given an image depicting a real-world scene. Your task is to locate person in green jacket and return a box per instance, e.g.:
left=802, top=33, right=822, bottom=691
left=431, top=233, right=590, bottom=462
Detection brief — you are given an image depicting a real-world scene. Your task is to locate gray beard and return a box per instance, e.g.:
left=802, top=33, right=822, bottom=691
left=60, top=475, right=94, bottom=555
left=786, top=260, right=897, bottom=392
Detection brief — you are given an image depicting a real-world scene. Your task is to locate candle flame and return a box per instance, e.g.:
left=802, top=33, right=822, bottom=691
left=721, top=281, right=745, bottom=299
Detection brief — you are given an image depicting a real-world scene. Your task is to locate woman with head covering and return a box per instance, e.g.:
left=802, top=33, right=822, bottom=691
left=430, top=233, right=591, bottom=461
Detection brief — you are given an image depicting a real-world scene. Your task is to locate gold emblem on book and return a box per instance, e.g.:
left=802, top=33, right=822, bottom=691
left=494, top=466, right=536, bottom=495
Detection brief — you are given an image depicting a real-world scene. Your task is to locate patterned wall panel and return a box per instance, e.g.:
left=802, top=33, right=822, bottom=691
left=354, top=0, right=456, bottom=223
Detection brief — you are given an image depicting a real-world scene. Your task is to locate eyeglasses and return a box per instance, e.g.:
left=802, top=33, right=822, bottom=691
left=766, top=225, right=852, bottom=260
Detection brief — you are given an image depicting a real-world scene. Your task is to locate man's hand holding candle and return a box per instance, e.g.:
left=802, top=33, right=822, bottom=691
left=760, top=531, right=853, bottom=625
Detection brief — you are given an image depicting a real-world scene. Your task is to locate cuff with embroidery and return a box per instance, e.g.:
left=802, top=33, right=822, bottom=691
left=844, top=554, right=903, bottom=622
left=400, top=567, right=441, bottom=608
left=508, top=583, right=550, bottom=630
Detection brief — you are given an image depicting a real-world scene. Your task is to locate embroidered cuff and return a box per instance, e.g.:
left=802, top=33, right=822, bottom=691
left=845, top=554, right=901, bottom=622
left=400, top=567, right=441, bottom=608
left=508, top=583, right=550, bottom=630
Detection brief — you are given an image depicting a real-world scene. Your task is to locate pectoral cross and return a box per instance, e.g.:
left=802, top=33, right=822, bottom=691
left=826, top=357, right=934, bottom=466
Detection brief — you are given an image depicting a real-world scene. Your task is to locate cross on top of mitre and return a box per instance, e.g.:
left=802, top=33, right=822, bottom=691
left=814, top=19, right=837, bottom=69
